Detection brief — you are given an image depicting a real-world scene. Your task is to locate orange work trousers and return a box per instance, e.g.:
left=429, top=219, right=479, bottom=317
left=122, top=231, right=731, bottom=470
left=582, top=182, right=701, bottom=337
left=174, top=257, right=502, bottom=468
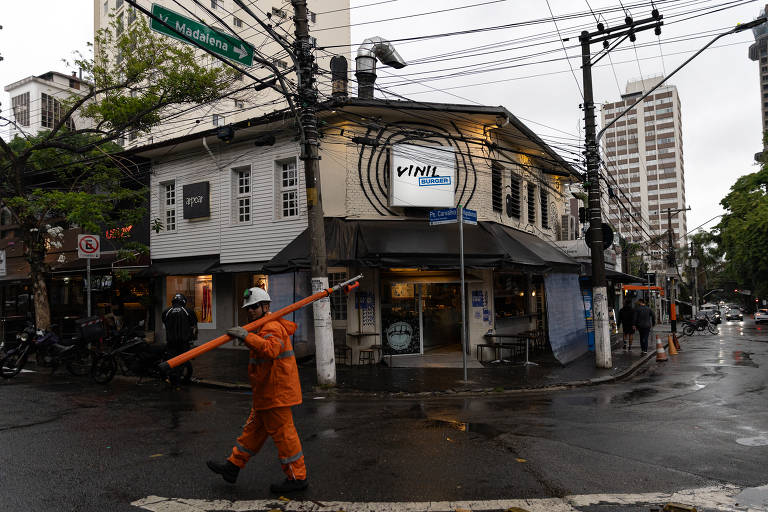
left=227, top=406, right=307, bottom=480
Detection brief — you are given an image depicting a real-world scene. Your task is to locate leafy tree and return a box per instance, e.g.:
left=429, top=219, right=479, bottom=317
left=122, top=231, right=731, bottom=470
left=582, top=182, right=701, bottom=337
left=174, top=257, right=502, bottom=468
left=0, top=17, right=236, bottom=328
left=716, top=165, right=768, bottom=297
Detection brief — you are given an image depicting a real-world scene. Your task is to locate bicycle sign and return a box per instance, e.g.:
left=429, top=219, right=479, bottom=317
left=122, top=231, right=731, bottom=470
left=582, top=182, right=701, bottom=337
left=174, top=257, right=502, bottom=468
left=78, top=234, right=101, bottom=259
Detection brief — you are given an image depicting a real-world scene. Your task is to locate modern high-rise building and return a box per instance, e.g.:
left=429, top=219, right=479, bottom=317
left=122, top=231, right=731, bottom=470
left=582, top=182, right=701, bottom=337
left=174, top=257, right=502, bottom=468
left=93, top=0, right=352, bottom=146
left=749, top=4, right=768, bottom=156
left=601, top=76, right=687, bottom=273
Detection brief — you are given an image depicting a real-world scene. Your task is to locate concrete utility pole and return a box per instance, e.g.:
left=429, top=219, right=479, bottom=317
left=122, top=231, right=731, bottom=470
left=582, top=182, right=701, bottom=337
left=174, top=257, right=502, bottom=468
left=291, top=0, right=336, bottom=386
left=665, top=206, right=690, bottom=333
left=579, top=13, right=663, bottom=369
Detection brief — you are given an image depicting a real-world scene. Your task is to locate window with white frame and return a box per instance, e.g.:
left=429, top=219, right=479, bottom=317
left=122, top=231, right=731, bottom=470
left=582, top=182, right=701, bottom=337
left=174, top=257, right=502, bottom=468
left=328, top=270, right=348, bottom=321
left=232, top=166, right=251, bottom=223
left=276, top=158, right=299, bottom=219
left=11, top=92, right=29, bottom=127
left=213, top=113, right=225, bottom=126
left=163, top=182, right=177, bottom=232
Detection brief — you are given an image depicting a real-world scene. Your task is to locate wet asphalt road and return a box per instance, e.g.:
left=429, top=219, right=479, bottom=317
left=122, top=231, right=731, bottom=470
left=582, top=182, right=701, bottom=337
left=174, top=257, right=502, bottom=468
left=1, top=319, right=767, bottom=511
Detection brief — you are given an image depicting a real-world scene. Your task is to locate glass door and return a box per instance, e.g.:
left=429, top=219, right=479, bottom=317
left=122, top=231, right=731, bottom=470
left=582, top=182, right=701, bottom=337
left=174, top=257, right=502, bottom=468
left=421, top=283, right=461, bottom=349
left=381, top=279, right=421, bottom=356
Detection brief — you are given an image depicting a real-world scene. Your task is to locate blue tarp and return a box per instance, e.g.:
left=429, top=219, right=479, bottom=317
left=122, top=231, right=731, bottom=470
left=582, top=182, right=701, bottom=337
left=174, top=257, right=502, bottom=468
left=545, top=272, right=588, bottom=365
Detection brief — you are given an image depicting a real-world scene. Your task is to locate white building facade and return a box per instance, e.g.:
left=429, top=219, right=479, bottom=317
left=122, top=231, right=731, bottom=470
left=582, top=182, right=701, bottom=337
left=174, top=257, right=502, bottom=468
left=601, top=76, right=688, bottom=273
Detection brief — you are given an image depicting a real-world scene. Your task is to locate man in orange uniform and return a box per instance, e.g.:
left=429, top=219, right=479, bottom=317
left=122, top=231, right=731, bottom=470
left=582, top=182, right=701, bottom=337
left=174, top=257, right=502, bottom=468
left=206, top=287, right=308, bottom=494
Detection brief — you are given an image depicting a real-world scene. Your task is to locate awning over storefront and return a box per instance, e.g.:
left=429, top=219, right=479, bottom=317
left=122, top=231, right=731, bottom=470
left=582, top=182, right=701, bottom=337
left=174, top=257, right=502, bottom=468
left=139, top=255, right=219, bottom=277
left=579, top=263, right=646, bottom=283
left=211, top=262, right=265, bottom=273
left=263, top=218, right=579, bottom=273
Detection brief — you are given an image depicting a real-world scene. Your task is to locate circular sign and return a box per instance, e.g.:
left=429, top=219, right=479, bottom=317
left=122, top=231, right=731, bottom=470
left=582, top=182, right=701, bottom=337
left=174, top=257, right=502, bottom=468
left=585, top=222, right=614, bottom=250
left=79, top=235, right=100, bottom=254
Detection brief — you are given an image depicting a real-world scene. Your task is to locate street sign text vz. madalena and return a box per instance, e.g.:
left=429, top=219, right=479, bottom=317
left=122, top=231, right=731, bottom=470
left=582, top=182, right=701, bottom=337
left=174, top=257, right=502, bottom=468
left=150, top=3, right=254, bottom=66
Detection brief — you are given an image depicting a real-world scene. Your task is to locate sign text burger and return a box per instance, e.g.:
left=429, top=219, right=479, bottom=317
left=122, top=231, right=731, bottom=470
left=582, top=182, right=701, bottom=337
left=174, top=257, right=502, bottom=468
left=389, top=144, right=455, bottom=208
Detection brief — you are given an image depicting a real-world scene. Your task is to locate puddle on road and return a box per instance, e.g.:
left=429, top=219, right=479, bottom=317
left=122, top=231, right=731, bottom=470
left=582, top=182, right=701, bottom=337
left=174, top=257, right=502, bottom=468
left=736, top=435, right=768, bottom=446
left=732, top=351, right=759, bottom=367
left=734, top=484, right=768, bottom=509
left=424, top=419, right=502, bottom=438
left=610, top=387, right=658, bottom=404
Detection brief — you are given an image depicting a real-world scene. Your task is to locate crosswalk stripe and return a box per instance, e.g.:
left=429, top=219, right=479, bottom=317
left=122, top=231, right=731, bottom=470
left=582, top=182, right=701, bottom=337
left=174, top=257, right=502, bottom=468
left=132, top=483, right=748, bottom=512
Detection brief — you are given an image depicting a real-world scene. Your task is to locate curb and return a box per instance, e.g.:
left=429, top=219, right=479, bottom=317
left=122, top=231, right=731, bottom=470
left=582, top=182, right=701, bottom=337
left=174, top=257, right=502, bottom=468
left=190, top=345, right=669, bottom=398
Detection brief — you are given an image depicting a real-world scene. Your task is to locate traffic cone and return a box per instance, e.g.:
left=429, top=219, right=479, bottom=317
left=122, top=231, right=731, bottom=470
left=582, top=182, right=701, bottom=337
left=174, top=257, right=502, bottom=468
left=667, top=334, right=678, bottom=355
left=673, top=333, right=681, bottom=351
left=656, top=335, right=668, bottom=362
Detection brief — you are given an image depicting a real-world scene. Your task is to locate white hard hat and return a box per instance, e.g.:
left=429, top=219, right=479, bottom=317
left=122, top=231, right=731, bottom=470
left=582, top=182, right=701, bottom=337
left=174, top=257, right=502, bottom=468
left=242, top=287, right=271, bottom=308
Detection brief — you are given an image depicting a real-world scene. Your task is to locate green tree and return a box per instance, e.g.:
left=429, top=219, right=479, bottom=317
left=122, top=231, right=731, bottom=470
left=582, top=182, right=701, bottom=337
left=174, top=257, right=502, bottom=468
left=0, top=17, right=236, bottom=328
left=716, top=165, right=768, bottom=297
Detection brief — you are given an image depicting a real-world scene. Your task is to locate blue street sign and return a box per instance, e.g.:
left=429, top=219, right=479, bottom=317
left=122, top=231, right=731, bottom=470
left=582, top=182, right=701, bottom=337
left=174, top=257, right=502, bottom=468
left=462, top=208, right=477, bottom=225
left=429, top=208, right=457, bottom=225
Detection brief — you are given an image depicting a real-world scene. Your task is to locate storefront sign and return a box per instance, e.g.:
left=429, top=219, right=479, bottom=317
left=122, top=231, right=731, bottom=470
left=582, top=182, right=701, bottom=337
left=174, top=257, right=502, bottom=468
left=390, top=144, right=455, bottom=207
left=183, top=181, right=210, bottom=219
left=0, top=249, right=5, bottom=277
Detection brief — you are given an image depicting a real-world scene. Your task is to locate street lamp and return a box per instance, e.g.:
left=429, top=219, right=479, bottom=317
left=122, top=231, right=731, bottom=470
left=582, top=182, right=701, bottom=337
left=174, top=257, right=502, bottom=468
left=701, top=288, right=724, bottom=304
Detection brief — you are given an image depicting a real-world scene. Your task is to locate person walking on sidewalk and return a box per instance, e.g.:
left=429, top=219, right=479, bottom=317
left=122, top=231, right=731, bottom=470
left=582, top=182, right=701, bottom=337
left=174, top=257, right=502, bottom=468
left=634, top=299, right=656, bottom=355
left=206, top=287, right=308, bottom=494
left=618, top=299, right=637, bottom=351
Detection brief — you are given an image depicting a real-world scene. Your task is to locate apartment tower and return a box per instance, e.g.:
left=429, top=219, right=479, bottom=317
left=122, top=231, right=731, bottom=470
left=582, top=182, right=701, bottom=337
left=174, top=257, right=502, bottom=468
left=749, top=4, right=768, bottom=156
left=601, top=76, right=688, bottom=273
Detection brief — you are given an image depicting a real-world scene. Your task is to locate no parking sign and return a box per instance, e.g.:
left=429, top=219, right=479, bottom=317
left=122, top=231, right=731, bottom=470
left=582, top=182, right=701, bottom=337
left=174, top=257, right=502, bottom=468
left=78, top=234, right=101, bottom=259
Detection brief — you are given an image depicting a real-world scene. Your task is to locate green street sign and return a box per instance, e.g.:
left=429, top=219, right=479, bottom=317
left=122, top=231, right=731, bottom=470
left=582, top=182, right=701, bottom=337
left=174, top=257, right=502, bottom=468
left=150, top=3, right=254, bottom=66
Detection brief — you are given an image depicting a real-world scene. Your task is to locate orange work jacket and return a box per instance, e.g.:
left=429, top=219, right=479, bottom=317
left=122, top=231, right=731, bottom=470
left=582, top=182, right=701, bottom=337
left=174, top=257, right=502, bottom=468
left=243, top=317, right=302, bottom=410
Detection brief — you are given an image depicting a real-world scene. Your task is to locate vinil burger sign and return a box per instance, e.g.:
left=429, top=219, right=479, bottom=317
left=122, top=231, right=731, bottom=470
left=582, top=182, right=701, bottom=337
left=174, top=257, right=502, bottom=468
left=389, top=144, right=455, bottom=208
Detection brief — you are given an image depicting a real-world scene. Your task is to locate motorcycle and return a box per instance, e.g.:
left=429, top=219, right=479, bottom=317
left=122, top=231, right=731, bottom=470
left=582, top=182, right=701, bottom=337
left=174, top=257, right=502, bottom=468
left=90, top=329, right=193, bottom=385
left=682, top=315, right=718, bottom=336
left=0, top=322, right=93, bottom=379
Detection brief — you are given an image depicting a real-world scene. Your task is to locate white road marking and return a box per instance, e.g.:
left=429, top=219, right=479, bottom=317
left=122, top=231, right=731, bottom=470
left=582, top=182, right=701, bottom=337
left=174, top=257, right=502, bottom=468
left=132, top=483, right=754, bottom=511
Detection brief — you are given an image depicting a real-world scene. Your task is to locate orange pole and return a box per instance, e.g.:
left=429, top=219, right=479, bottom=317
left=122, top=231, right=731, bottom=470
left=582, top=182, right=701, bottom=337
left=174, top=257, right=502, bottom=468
left=160, top=276, right=361, bottom=370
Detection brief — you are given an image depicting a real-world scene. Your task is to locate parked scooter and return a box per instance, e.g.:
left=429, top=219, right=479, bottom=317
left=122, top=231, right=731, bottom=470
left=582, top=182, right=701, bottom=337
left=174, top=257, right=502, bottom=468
left=90, top=324, right=193, bottom=385
left=0, top=322, right=93, bottom=379
left=682, top=315, right=718, bottom=336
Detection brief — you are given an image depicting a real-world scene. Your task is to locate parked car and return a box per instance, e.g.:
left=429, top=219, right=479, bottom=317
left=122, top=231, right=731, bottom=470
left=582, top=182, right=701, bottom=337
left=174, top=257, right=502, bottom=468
left=755, top=308, right=768, bottom=324
left=725, top=309, right=743, bottom=321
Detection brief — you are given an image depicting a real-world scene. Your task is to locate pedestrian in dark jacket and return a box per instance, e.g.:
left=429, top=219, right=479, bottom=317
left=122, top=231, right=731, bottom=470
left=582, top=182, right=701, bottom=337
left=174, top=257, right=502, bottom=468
left=634, top=299, right=656, bottom=354
left=618, top=299, right=637, bottom=351
left=161, top=293, right=198, bottom=356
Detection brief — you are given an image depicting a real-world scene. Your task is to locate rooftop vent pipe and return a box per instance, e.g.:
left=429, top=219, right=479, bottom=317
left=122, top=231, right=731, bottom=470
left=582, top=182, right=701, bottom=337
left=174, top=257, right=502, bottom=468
left=330, top=55, right=348, bottom=98
left=355, top=37, right=406, bottom=99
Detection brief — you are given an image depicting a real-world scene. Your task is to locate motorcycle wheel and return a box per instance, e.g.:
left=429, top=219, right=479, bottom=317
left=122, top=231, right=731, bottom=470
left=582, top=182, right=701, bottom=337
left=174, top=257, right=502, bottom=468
left=66, top=348, right=94, bottom=377
left=91, top=355, right=117, bottom=384
left=682, top=324, right=695, bottom=337
left=1, top=345, right=30, bottom=379
left=707, top=323, right=718, bottom=335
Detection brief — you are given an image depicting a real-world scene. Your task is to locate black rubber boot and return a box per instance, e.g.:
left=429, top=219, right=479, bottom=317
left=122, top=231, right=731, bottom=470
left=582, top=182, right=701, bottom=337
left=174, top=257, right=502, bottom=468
left=270, top=477, right=309, bottom=494
left=206, top=460, right=239, bottom=484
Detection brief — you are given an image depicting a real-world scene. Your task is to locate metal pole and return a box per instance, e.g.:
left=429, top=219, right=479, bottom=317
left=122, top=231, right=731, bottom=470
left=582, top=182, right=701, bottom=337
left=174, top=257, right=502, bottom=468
left=87, top=258, right=92, bottom=317
left=580, top=32, right=611, bottom=369
left=667, top=208, right=676, bottom=333
left=459, top=205, right=468, bottom=381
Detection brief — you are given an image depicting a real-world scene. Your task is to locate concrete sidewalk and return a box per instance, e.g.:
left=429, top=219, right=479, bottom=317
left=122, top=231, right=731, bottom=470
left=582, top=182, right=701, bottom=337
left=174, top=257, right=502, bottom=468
left=189, top=325, right=677, bottom=396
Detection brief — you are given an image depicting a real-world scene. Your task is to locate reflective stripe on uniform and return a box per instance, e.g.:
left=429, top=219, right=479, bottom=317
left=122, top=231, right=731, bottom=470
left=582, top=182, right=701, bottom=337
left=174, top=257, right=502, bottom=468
left=236, top=442, right=256, bottom=456
left=249, top=350, right=294, bottom=365
left=280, top=450, right=303, bottom=464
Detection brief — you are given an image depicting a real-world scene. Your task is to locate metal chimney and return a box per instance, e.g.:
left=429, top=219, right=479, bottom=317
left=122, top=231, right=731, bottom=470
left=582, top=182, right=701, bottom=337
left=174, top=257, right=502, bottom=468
left=355, top=37, right=406, bottom=99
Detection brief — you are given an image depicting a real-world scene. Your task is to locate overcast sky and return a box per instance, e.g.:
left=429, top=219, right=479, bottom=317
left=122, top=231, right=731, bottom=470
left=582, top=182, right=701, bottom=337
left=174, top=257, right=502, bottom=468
left=1, top=0, right=763, bottom=235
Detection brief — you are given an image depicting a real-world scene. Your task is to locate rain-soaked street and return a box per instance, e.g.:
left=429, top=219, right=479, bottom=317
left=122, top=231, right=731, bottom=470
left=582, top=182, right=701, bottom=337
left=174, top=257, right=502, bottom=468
left=2, top=319, right=768, bottom=512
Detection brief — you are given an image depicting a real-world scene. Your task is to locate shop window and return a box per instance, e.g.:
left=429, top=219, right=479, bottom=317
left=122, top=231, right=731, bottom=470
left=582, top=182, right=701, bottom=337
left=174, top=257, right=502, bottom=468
left=540, top=188, right=548, bottom=229
left=276, top=157, right=299, bottom=219
left=328, top=271, right=348, bottom=321
left=493, top=273, right=527, bottom=322
left=508, top=177, right=521, bottom=218
left=166, top=275, right=214, bottom=325
left=527, top=183, right=536, bottom=225
left=162, top=181, right=176, bottom=232
left=232, top=165, right=251, bottom=223
left=491, top=162, right=503, bottom=212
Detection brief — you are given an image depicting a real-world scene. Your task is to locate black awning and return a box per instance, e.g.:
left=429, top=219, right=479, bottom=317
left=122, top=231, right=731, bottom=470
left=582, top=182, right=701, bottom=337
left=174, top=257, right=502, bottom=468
left=580, top=263, right=646, bottom=283
left=211, top=262, right=265, bottom=273
left=138, top=255, right=219, bottom=277
left=493, top=225, right=580, bottom=269
left=263, top=219, right=572, bottom=273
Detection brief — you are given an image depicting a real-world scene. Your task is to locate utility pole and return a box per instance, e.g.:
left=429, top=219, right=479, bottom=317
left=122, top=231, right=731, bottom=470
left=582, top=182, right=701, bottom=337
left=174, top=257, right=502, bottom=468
left=291, top=0, right=335, bottom=386
left=579, top=12, right=662, bottom=368
left=690, top=240, right=699, bottom=316
left=665, top=206, right=690, bottom=333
